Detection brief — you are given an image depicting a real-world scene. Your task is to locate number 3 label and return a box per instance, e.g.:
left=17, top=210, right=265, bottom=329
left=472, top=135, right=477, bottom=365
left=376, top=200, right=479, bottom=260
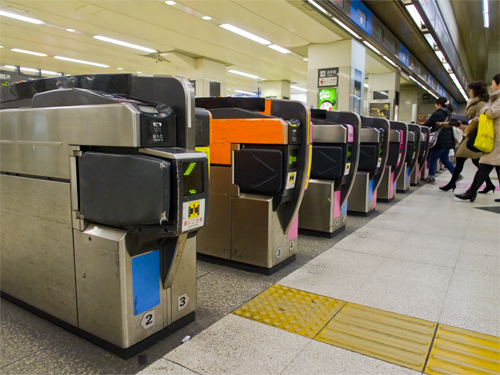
left=141, top=310, right=155, bottom=330
left=178, top=293, right=190, bottom=311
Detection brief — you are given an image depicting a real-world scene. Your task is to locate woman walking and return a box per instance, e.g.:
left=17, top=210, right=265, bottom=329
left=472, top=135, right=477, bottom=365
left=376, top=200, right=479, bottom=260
left=440, top=81, right=493, bottom=192
left=456, top=74, right=500, bottom=202
left=424, top=97, right=455, bottom=184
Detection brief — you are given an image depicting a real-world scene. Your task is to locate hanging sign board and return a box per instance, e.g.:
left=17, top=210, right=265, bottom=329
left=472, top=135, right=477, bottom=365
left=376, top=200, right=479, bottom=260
left=318, top=68, right=339, bottom=87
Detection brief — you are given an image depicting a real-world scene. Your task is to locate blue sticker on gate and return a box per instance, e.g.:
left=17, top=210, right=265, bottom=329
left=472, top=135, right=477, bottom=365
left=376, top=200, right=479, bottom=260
left=368, top=179, right=374, bottom=201
left=131, top=250, right=160, bottom=316
left=342, top=200, right=348, bottom=215
left=406, top=167, right=410, bottom=182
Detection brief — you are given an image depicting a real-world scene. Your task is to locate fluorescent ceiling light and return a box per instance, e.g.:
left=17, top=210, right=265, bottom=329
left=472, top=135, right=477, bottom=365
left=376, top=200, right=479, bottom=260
left=382, top=55, right=398, bottom=68
left=303, top=58, right=308, bottom=61
left=11, top=48, right=47, bottom=57
left=93, top=36, right=157, bottom=53
left=54, top=56, right=110, bottom=67
left=363, top=41, right=381, bottom=55
left=41, top=70, right=60, bottom=75
left=0, top=10, right=44, bottom=24
left=364, top=83, right=369, bottom=88
left=434, top=50, right=445, bottom=62
left=308, top=0, right=328, bottom=15
left=234, top=90, right=257, bottom=96
left=0, top=46, right=3, bottom=48
left=165, top=1, right=176, bottom=5
left=202, top=16, right=211, bottom=20
left=228, top=69, right=261, bottom=79
left=332, top=17, right=361, bottom=39
left=220, top=24, right=271, bottom=45
left=423, top=33, right=437, bottom=49
left=268, top=44, right=291, bottom=54
left=443, top=63, right=451, bottom=72
left=291, top=86, right=307, bottom=92
left=4, top=65, right=17, bottom=70
left=66, top=29, right=75, bottom=32
left=117, top=67, right=123, bottom=70
left=405, top=4, right=426, bottom=30
left=137, top=71, right=142, bottom=73
left=483, top=0, right=489, bottom=28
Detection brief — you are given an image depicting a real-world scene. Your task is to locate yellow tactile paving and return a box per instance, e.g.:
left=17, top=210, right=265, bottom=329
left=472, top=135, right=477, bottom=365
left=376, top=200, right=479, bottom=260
left=425, top=325, right=500, bottom=375
left=233, top=285, right=345, bottom=338
left=315, top=303, right=437, bottom=372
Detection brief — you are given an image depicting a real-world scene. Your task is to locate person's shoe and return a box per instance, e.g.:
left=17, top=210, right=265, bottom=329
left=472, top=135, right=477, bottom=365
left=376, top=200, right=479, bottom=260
left=456, top=175, right=464, bottom=182
left=455, top=192, right=477, bottom=202
left=426, top=178, right=436, bottom=184
left=478, top=185, right=496, bottom=194
left=439, top=182, right=456, bottom=191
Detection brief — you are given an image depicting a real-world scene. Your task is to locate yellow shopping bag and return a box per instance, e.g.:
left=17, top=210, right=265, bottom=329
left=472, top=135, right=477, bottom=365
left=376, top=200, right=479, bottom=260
left=474, top=114, right=495, bottom=153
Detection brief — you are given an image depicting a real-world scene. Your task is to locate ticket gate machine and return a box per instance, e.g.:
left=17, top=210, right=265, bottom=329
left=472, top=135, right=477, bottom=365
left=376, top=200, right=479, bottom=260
left=397, top=124, right=421, bottom=193
left=415, top=127, right=431, bottom=184
left=347, top=117, right=390, bottom=215
left=298, top=110, right=360, bottom=237
left=194, top=97, right=311, bottom=274
left=0, top=74, right=209, bottom=358
left=377, top=121, right=408, bottom=202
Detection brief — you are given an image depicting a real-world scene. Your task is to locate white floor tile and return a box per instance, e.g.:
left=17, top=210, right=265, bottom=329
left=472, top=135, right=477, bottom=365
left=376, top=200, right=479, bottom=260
left=401, top=231, right=463, bottom=252
left=352, top=226, right=408, bottom=243
left=389, top=242, right=460, bottom=268
left=334, top=235, right=399, bottom=257
left=279, top=262, right=369, bottom=301
left=308, top=248, right=387, bottom=275
left=282, top=340, right=419, bottom=375
left=444, top=268, right=500, bottom=303
left=455, top=252, right=500, bottom=275
left=461, top=238, right=500, bottom=257
left=165, top=315, right=310, bottom=375
left=137, top=359, right=199, bottom=375
left=350, top=277, right=448, bottom=322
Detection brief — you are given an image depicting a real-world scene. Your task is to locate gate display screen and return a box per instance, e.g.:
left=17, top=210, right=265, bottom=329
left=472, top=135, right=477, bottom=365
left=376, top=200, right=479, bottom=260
left=183, top=161, right=204, bottom=196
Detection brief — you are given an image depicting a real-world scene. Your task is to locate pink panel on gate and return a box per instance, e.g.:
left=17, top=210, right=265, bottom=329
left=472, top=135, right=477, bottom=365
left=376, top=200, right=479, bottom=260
left=372, top=190, right=377, bottom=209
left=288, top=215, right=299, bottom=241
left=346, top=124, right=354, bottom=143
left=389, top=172, right=394, bottom=198
left=309, top=121, right=313, bottom=144
left=333, top=190, right=341, bottom=219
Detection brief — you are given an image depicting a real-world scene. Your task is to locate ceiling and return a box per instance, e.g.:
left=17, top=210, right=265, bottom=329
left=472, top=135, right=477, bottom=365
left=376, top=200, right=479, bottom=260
left=1, top=0, right=493, bottom=97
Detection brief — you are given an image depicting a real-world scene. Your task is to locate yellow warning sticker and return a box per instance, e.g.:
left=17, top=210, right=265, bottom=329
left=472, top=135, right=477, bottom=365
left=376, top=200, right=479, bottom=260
left=286, top=172, right=296, bottom=190
left=344, top=163, right=351, bottom=176
left=182, top=198, right=205, bottom=232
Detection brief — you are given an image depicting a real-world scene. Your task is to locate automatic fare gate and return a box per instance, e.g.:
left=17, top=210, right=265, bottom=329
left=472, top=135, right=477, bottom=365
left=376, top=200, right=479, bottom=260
left=396, top=124, right=421, bottom=193
left=415, top=127, right=431, bottom=184
left=298, top=110, right=360, bottom=237
left=347, top=117, right=390, bottom=215
left=195, top=97, right=310, bottom=274
left=0, top=74, right=209, bottom=358
left=377, top=121, right=408, bottom=202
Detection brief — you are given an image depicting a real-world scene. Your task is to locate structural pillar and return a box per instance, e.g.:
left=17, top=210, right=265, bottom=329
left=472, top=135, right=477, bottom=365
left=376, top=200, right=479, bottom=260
left=261, top=81, right=291, bottom=99
left=176, top=58, right=227, bottom=97
left=367, top=72, right=401, bottom=120
left=306, top=39, right=366, bottom=114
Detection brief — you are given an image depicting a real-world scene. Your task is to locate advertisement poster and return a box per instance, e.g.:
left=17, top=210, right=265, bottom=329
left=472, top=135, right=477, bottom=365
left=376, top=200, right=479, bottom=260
left=369, top=102, right=391, bottom=119
left=318, top=88, right=337, bottom=111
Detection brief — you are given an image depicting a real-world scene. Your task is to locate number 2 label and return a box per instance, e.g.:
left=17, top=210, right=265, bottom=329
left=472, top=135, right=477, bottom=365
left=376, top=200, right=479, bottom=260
left=141, top=310, right=155, bottom=330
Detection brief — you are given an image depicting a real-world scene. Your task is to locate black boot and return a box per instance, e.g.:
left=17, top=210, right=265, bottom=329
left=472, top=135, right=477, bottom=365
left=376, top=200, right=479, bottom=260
left=479, top=183, right=496, bottom=194
left=440, top=182, right=456, bottom=192
left=455, top=192, right=477, bottom=202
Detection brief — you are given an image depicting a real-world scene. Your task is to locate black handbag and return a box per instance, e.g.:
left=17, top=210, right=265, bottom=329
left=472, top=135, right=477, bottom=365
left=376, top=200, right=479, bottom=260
left=466, top=128, right=481, bottom=152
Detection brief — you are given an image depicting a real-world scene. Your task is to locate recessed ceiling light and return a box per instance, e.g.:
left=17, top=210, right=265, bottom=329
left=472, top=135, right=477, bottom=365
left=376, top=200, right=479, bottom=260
left=66, top=28, right=75, bottom=32
left=11, top=48, right=47, bottom=57
left=303, top=58, right=308, bottom=61
left=268, top=44, right=291, bottom=54
left=0, top=10, right=44, bottom=24
left=228, top=69, right=262, bottom=79
left=220, top=24, right=271, bottom=45
left=117, top=68, right=123, bottom=70
left=54, top=56, right=110, bottom=67
left=137, top=71, right=143, bottom=73
left=290, top=86, right=307, bottom=92
left=202, top=16, right=211, bottom=20
left=93, top=36, right=158, bottom=53
left=165, top=1, right=176, bottom=5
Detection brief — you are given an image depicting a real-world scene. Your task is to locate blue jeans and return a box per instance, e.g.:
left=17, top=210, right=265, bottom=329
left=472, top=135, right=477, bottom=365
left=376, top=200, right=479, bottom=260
left=428, top=148, right=455, bottom=177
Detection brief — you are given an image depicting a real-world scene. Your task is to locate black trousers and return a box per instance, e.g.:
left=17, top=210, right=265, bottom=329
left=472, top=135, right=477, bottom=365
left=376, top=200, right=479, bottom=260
left=449, top=157, right=494, bottom=187
left=467, top=164, right=500, bottom=194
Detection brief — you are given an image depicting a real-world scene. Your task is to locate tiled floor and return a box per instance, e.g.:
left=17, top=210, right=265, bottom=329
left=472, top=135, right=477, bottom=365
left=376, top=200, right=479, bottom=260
left=2, top=163, right=499, bottom=374
left=141, top=163, right=500, bottom=375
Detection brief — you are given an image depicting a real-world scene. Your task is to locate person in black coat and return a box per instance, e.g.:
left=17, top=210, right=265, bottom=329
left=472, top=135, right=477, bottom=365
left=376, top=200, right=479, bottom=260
left=423, top=97, right=456, bottom=183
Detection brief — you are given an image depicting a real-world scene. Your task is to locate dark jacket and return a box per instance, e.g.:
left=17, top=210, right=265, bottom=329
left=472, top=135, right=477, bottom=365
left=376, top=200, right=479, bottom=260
left=423, top=107, right=455, bottom=150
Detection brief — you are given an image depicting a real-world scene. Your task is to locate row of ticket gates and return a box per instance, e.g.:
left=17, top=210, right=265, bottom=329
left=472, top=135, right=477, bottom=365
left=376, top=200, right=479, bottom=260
left=0, top=74, right=430, bottom=359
